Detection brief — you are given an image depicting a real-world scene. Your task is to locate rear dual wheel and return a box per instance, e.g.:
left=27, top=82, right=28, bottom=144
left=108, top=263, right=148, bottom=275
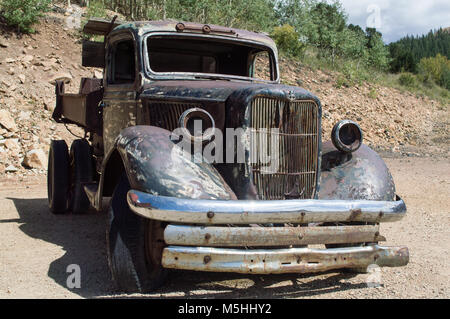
left=68, top=139, right=93, bottom=213
left=47, top=139, right=93, bottom=214
left=48, top=140, right=70, bottom=214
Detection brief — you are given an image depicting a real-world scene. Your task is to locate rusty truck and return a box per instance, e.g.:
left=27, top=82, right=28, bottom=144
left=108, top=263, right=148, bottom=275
left=47, top=18, right=409, bottom=293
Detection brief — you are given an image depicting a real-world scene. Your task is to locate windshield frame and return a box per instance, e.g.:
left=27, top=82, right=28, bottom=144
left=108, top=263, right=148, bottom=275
left=142, top=32, right=280, bottom=83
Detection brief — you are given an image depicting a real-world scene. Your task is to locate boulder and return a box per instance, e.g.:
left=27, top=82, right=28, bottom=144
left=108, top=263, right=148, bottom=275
left=22, top=149, right=48, bottom=169
left=0, top=37, right=8, bottom=48
left=5, top=165, right=18, bottom=173
left=94, top=70, right=103, bottom=79
left=4, top=138, right=20, bottom=152
left=18, top=74, right=26, bottom=84
left=0, top=109, right=18, bottom=132
left=43, top=98, right=55, bottom=111
left=21, top=55, right=34, bottom=63
left=48, top=72, right=72, bottom=85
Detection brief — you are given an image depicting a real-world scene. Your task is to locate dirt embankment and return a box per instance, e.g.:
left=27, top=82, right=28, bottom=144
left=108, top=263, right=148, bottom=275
left=279, top=57, right=449, bottom=157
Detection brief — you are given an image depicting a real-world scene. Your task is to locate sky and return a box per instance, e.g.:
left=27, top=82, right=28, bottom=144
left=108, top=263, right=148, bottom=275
left=338, top=0, right=450, bottom=43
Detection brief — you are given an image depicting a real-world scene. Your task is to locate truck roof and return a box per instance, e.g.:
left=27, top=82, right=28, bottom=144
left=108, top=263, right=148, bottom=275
left=83, top=18, right=277, bottom=51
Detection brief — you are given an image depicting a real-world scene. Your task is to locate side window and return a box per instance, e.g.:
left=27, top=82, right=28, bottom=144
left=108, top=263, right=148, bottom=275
left=108, top=40, right=135, bottom=84
left=251, top=51, right=272, bottom=81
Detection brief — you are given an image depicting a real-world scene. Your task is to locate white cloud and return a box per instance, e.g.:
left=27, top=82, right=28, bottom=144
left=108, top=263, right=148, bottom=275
left=339, top=0, right=450, bottom=43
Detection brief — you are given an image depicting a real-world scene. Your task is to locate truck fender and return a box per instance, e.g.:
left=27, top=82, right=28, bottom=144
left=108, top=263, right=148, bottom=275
left=102, top=125, right=237, bottom=200
left=318, top=141, right=396, bottom=201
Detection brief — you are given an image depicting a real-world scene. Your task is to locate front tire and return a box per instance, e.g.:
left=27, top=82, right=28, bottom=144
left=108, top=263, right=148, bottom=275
left=106, top=174, right=167, bottom=293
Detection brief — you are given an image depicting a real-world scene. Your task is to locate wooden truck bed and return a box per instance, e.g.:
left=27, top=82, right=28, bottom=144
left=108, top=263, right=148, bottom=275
left=52, top=77, right=103, bottom=135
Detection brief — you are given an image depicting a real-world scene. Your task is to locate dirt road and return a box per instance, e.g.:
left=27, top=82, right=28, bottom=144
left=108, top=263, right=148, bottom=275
left=0, top=157, right=448, bottom=299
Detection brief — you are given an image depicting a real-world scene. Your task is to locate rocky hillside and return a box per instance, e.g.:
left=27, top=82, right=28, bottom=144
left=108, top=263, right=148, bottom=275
left=0, top=6, right=448, bottom=177
left=279, top=58, right=448, bottom=156
left=0, top=8, right=100, bottom=177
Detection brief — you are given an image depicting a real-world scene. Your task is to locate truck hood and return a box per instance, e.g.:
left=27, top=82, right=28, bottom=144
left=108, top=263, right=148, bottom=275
left=140, top=80, right=319, bottom=104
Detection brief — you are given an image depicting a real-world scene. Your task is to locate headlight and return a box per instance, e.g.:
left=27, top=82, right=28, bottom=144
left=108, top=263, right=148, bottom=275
left=331, top=120, right=363, bottom=153
left=178, top=108, right=215, bottom=143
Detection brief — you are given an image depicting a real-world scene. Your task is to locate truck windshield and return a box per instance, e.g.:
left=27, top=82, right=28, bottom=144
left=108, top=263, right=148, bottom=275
left=146, top=35, right=275, bottom=81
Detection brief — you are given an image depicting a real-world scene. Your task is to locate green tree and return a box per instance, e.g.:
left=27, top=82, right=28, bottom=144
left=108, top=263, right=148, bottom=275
left=271, top=24, right=305, bottom=57
left=365, top=27, right=390, bottom=70
left=418, top=53, right=450, bottom=88
left=339, top=25, right=368, bottom=69
left=0, top=0, right=50, bottom=33
left=307, top=1, right=347, bottom=58
left=389, top=28, right=450, bottom=74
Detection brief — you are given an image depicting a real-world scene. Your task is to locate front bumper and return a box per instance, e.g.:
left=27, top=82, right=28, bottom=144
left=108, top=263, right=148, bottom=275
left=127, top=190, right=409, bottom=274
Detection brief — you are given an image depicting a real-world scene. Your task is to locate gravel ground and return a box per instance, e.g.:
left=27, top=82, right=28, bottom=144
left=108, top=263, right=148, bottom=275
left=0, top=157, right=448, bottom=299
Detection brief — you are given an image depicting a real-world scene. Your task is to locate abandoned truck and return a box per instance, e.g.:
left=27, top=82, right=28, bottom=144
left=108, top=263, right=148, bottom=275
left=47, top=18, right=409, bottom=292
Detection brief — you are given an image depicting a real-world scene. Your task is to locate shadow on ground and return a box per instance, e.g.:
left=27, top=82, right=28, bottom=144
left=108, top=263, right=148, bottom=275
left=9, top=197, right=367, bottom=298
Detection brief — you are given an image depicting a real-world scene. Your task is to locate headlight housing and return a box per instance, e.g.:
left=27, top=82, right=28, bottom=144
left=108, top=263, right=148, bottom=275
left=331, top=120, right=363, bottom=153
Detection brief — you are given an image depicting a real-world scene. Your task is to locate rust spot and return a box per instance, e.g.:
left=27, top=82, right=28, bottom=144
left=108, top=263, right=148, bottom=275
left=128, top=192, right=139, bottom=205
left=204, top=233, right=211, bottom=241
left=176, top=23, right=185, bottom=32
left=136, top=202, right=153, bottom=208
left=202, top=25, right=211, bottom=33
left=203, top=255, right=211, bottom=264
left=348, top=209, right=362, bottom=221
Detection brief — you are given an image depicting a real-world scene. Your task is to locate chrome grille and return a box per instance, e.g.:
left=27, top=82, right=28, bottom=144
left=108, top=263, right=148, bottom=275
left=250, top=97, right=319, bottom=200
left=147, top=102, right=199, bottom=131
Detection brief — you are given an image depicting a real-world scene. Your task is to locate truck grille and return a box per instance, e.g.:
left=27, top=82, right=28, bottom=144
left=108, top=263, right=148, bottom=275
left=147, top=102, right=198, bottom=131
left=250, top=97, right=319, bottom=200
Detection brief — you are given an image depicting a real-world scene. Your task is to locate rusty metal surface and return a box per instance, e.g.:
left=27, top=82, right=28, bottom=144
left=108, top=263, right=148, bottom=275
left=164, top=224, right=385, bottom=247
left=161, top=245, right=409, bottom=274
left=319, top=141, right=396, bottom=201
left=139, top=80, right=323, bottom=201
left=250, top=97, right=319, bottom=200
left=102, top=93, right=138, bottom=156
left=113, top=125, right=236, bottom=200
left=112, top=20, right=277, bottom=51
left=143, top=100, right=226, bottom=133
left=127, top=189, right=406, bottom=224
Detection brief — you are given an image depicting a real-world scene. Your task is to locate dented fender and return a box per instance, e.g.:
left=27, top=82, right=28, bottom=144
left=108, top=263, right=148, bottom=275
left=318, top=141, right=396, bottom=201
left=111, top=125, right=236, bottom=200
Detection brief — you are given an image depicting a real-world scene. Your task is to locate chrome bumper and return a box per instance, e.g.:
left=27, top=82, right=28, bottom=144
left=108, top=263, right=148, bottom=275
left=127, top=190, right=406, bottom=224
left=162, top=245, right=409, bottom=274
left=127, top=190, right=409, bottom=273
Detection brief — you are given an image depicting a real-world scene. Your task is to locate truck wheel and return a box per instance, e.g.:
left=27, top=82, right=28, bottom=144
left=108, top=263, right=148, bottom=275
left=47, top=140, right=70, bottom=214
left=68, top=139, right=93, bottom=214
left=107, top=174, right=167, bottom=293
